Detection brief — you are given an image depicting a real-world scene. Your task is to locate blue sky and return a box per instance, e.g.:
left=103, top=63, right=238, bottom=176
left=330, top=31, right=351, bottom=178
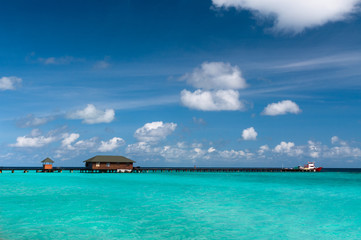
left=1, top=0, right=361, bottom=167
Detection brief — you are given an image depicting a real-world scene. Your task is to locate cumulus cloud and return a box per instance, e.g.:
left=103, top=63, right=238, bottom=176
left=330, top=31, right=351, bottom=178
left=212, top=0, right=361, bottom=33
left=325, top=145, right=361, bottom=158
left=126, top=137, right=361, bottom=163
left=208, top=147, right=216, bottom=153
left=181, top=89, right=244, bottom=111
left=308, top=140, right=321, bottom=158
left=182, top=62, right=246, bottom=90
left=126, top=142, right=155, bottom=155
left=61, top=133, right=80, bottom=150
left=180, top=62, right=247, bottom=112
left=218, top=149, right=253, bottom=159
left=55, top=137, right=98, bottom=160
left=73, top=138, right=98, bottom=149
left=242, top=127, right=257, bottom=140
left=67, top=104, right=115, bottom=124
left=331, top=136, right=339, bottom=144
left=0, top=76, right=22, bottom=91
left=10, top=135, right=55, bottom=148
left=98, top=137, right=125, bottom=152
left=9, top=128, right=66, bottom=148
left=274, top=141, right=295, bottom=153
left=258, top=145, right=270, bottom=155
left=331, top=136, right=347, bottom=145
left=134, top=121, right=177, bottom=142
left=126, top=140, right=254, bottom=163
left=273, top=141, right=303, bottom=156
left=262, top=100, right=301, bottom=116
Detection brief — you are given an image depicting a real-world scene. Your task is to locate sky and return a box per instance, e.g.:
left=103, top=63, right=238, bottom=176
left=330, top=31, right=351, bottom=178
left=1, top=0, right=361, bottom=167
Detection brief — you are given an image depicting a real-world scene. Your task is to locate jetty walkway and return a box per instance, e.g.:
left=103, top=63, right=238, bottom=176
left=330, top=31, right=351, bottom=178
left=0, top=167, right=319, bottom=173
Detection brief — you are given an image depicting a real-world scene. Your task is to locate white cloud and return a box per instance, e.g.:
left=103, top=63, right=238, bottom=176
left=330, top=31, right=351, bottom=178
left=0, top=76, right=22, bottom=91
left=67, top=104, right=115, bottom=124
left=134, top=121, right=177, bottom=142
left=258, top=144, right=270, bottom=155
left=55, top=137, right=98, bottom=159
left=242, top=127, right=257, bottom=140
left=323, top=137, right=361, bottom=158
left=127, top=137, right=361, bottom=163
left=212, top=0, right=361, bottom=33
left=61, top=133, right=80, bottom=150
left=126, top=142, right=155, bottom=155
left=273, top=141, right=303, bottom=156
left=308, top=140, right=321, bottom=158
left=181, top=89, right=244, bottom=111
left=17, top=114, right=55, bottom=128
left=180, top=62, right=247, bottom=112
left=182, top=62, right=246, bottom=90
left=218, top=149, right=253, bottom=159
left=208, top=147, right=216, bottom=153
left=10, top=135, right=55, bottom=148
left=159, top=145, right=189, bottom=163
left=325, top=145, right=361, bottom=158
left=9, top=128, right=65, bottom=148
left=30, top=129, right=42, bottom=137
left=73, top=138, right=97, bottom=149
left=126, top=141, right=253, bottom=163
left=98, top=137, right=125, bottom=152
left=331, top=136, right=339, bottom=144
left=262, top=100, right=301, bottom=116
left=331, top=136, right=347, bottom=145
left=274, top=141, right=295, bottom=153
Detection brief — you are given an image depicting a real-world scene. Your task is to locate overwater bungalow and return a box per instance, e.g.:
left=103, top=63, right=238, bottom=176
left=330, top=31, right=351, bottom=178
left=41, top=157, right=54, bottom=171
left=84, top=155, right=135, bottom=172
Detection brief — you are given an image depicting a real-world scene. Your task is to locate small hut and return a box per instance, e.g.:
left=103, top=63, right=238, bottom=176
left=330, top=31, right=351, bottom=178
left=41, top=157, right=54, bottom=170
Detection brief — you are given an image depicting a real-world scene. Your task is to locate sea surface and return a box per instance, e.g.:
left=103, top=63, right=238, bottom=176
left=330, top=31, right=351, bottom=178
left=0, top=171, right=361, bottom=239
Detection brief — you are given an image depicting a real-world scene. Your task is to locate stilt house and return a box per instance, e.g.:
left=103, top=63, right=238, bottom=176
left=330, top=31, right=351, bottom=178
left=84, top=155, right=135, bottom=171
left=41, top=158, right=54, bottom=170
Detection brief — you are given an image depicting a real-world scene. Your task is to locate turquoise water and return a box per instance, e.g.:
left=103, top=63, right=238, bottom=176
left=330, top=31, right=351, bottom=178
left=1, top=172, right=361, bottom=239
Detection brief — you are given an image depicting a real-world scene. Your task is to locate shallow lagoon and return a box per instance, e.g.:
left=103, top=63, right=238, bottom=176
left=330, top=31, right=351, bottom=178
left=1, top=172, right=361, bottom=239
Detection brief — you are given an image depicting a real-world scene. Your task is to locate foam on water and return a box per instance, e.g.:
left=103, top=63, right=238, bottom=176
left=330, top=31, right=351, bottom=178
left=1, top=172, right=361, bottom=239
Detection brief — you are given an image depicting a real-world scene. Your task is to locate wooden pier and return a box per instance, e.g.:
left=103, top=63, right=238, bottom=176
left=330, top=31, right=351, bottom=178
left=132, top=167, right=319, bottom=173
left=0, top=166, right=321, bottom=173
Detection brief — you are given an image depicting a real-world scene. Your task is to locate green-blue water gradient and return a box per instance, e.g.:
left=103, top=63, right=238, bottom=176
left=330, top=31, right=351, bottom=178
left=0, top=172, right=360, bottom=239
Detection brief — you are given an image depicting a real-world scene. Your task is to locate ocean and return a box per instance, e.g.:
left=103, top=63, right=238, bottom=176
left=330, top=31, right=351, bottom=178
left=0, top=171, right=361, bottom=239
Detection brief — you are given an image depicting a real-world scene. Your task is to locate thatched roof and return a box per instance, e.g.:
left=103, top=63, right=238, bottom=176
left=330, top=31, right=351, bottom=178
left=41, top=157, right=54, bottom=163
left=83, top=155, right=135, bottom=163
